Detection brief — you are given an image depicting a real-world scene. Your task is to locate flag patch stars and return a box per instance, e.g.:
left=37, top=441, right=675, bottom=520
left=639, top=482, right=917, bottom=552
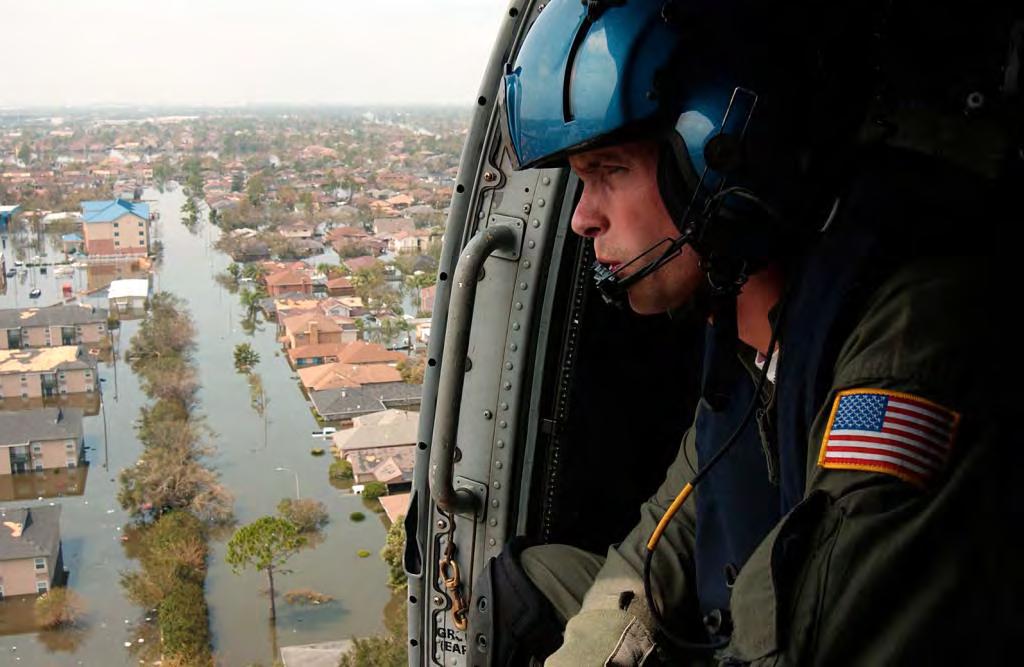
left=817, top=388, right=960, bottom=486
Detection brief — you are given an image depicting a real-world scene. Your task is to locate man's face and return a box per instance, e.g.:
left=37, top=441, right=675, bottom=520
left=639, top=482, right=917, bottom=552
left=569, top=140, right=703, bottom=314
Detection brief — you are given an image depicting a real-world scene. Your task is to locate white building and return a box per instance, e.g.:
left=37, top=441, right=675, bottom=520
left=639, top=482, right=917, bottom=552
left=108, top=279, right=149, bottom=312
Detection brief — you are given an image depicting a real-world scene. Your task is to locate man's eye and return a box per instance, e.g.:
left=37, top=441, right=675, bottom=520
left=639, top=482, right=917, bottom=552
left=603, top=165, right=627, bottom=175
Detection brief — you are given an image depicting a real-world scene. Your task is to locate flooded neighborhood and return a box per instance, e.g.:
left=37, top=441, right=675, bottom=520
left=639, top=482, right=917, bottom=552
left=0, top=109, right=454, bottom=664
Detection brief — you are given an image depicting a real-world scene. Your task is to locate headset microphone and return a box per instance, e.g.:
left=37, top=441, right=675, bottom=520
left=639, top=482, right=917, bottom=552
left=591, top=231, right=693, bottom=306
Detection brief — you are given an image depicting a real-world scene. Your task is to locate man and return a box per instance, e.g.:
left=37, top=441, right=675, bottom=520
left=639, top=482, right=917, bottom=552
left=490, top=0, right=1020, bottom=664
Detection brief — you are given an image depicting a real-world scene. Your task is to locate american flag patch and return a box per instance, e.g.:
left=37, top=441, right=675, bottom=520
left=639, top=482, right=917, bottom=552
left=817, top=389, right=960, bottom=486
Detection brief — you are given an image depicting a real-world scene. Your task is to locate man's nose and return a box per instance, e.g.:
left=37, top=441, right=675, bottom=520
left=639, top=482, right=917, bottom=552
left=570, top=188, right=608, bottom=238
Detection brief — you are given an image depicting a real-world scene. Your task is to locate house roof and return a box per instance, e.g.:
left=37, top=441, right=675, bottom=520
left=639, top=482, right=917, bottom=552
left=336, top=341, right=406, bottom=365
left=265, top=269, right=313, bottom=287
left=0, top=346, right=95, bottom=374
left=61, top=233, right=83, bottom=242
left=298, top=362, right=401, bottom=391
left=333, top=409, right=419, bottom=452
left=80, top=198, right=149, bottom=224
left=342, top=256, right=379, bottom=272
left=309, top=382, right=422, bottom=420
left=378, top=492, right=411, bottom=523
left=108, top=279, right=149, bottom=299
left=281, top=312, right=343, bottom=337
left=0, top=408, right=84, bottom=447
left=0, top=304, right=107, bottom=330
left=0, top=505, right=61, bottom=561
left=287, top=343, right=348, bottom=362
left=326, top=276, right=353, bottom=290
left=348, top=446, right=416, bottom=484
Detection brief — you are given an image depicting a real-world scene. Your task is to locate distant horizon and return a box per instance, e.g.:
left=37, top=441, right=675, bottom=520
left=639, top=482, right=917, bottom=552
left=0, top=0, right=509, bottom=107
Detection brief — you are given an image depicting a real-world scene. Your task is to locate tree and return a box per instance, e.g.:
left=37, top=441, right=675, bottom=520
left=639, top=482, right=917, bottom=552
left=380, top=517, right=407, bottom=590
left=276, top=498, right=329, bottom=533
left=230, top=172, right=245, bottom=193
left=35, top=587, right=85, bottom=628
left=225, top=517, right=306, bottom=621
left=362, top=481, right=387, bottom=500
left=234, top=342, right=260, bottom=371
left=226, top=263, right=242, bottom=281
left=247, top=173, right=266, bottom=206
left=127, top=293, right=196, bottom=363
left=397, top=355, right=425, bottom=384
left=17, top=142, right=31, bottom=164
left=242, top=263, right=266, bottom=281
left=118, top=427, right=234, bottom=524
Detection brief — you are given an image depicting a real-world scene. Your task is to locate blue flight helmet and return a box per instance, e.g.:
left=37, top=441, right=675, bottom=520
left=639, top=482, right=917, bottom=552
left=499, top=0, right=779, bottom=303
left=500, top=0, right=742, bottom=189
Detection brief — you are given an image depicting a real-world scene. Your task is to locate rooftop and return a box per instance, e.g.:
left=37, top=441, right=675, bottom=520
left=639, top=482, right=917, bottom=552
left=298, top=362, right=401, bottom=391
left=0, top=346, right=93, bottom=374
left=108, top=279, right=149, bottom=299
left=0, top=304, right=107, bottom=330
left=333, top=409, right=418, bottom=452
left=81, top=198, right=149, bottom=224
left=0, top=505, right=61, bottom=562
left=0, top=408, right=84, bottom=447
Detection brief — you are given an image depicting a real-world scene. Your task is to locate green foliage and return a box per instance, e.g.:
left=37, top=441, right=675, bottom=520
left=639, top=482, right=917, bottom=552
left=234, top=342, right=261, bottom=371
left=247, top=173, right=266, bottom=206
left=357, top=550, right=371, bottom=558
left=396, top=356, right=425, bottom=384
left=159, top=580, right=211, bottom=664
left=330, top=459, right=353, bottom=480
left=381, top=517, right=407, bottom=590
left=362, top=481, right=387, bottom=501
left=34, top=587, right=85, bottom=628
left=226, top=516, right=306, bottom=620
left=127, top=293, right=196, bottom=364
left=338, top=612, right=407, bottom=667
left=349, top=512, right=365, bottom=522
left=121, top=512, right=211, bottom=665
left=276, top=498, right=329, bottom=533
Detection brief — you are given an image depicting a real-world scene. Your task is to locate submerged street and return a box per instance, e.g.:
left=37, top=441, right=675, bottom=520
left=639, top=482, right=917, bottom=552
left=0, top=186, right=393, bottom=665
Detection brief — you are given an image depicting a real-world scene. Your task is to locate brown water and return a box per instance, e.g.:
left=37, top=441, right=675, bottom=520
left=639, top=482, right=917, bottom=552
left=0, top=188, right=393, bottom=665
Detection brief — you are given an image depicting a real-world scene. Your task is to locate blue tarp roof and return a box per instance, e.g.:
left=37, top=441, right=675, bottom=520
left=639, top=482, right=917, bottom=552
left=80, top=198, right=149, bottom=224
left=61, top=233, right=83, bottom=242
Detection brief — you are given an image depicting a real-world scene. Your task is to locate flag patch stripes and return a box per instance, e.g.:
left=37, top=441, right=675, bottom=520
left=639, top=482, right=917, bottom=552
left=817, top=388, right=959, bottom=485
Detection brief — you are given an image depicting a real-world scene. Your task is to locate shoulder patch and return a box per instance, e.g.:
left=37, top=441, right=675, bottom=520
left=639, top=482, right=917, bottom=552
left=817, top=388, right=960, bottom=486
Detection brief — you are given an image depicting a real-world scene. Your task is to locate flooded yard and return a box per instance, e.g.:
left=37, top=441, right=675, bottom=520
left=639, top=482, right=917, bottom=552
left=0, top=188, right=394, bottom=665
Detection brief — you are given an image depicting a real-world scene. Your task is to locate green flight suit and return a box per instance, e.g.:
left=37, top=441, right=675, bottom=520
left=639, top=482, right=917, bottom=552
left=524, top=256, right=1015, bottom=665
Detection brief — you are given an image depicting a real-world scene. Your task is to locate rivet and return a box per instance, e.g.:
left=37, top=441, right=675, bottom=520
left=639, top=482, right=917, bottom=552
left=522, top=203, right=531, bottom=214
left=532, top=219, right=540, bottom=228
left=528, top=240, right=536, bottom=248
left=542, top=176, right=551, bottom=185
left=437, top=520, right=447, bottom=529
left=519, top=282, right=528, bottom=290
left=477, top=211, right=484, bottom=219
left=483, top=410, right=493, bottom=420
left=496, top=439, right=504, bottom=448
left=512, top=322, right=520, bottom=330
left=514, top=302, right=523, bottom=310
left=505, top=362, right=513, bottom=370
left=523, top=260, right=531, bottom=269
left=499, top=420, right=507, bottom=429
left=495, top=460, right=503, bottom=469
left=489, top=518, right=498, bottom=526
left=489, top=538, right=497, bottom=546
left=491, top=499, right=500, bottom=508
left=500, top=402, right=509, bottom=411
left=509, top=343, right=517, bottom=352
left=493, top=481, right=501, bottom=489
left=537, top=198, right=546, bottom=207
left=434, top=595, right=444, bottom=606
left=503, top=381, right=512, bottom=390
left=483, top=171, right=496, bottom=182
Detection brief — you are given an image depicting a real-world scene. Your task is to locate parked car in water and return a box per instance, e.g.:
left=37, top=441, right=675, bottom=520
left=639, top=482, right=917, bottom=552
left=311, top=427, right=337, bottom=438
left=29, top=288, right=42, bottom=298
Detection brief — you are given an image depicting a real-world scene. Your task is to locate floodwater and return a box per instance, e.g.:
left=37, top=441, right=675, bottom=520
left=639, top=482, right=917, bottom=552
left=0, top=188, right=394, bottom=665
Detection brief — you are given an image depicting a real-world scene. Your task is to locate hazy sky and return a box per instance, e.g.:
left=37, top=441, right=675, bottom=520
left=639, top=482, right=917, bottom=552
left=0, top=0, right=511, bottom=107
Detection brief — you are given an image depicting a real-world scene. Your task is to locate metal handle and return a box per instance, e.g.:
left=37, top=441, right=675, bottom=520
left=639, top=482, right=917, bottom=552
left=430, top=224, right=518, bottom=514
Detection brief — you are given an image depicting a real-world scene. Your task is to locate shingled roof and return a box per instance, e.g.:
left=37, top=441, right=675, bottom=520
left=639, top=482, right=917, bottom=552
left=0, top=505, right=61, bottom=561
left=0, top=304, right=108, bottom=330
left=0, top=408, right=84, bottom=446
